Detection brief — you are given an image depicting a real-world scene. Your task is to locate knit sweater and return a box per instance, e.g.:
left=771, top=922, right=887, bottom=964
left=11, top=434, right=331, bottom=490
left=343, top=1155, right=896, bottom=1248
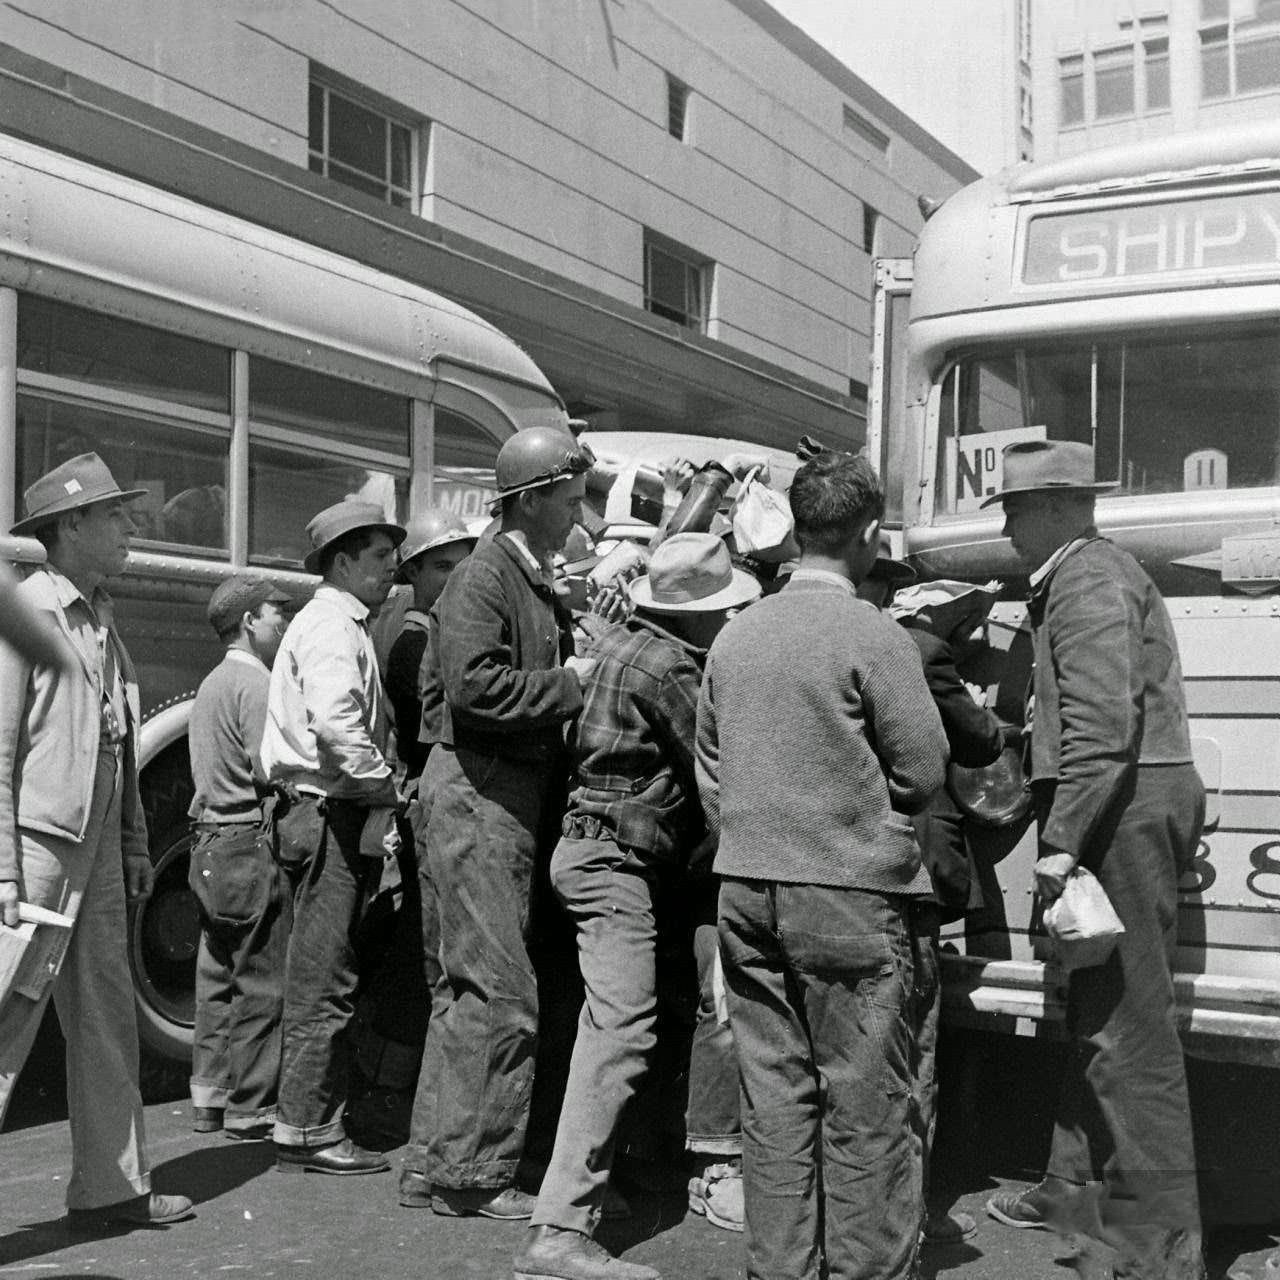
left=696, top=576, right=948, bottom=892
left=188, top=649, right=270, bottom=821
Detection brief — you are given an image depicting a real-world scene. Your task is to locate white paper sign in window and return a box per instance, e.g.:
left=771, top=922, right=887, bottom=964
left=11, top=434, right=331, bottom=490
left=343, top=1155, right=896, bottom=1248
left=945, top=425, right=1048, bottom=514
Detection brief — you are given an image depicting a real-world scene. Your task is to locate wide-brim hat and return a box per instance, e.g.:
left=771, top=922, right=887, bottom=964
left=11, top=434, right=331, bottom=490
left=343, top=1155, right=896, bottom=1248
left=11, top=452, right=149, bottom=535
left=979, top=440, right=1118, bottom=509
left=629, top=532, right=761, bottom=614
left=303, top=500, right=406, bottom=574
left=867, top=533, right=916, bottom=585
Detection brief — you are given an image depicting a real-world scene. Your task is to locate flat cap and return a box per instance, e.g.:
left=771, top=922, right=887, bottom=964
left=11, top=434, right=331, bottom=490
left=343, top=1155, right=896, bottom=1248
left=208, top=575, right=290, bottom=636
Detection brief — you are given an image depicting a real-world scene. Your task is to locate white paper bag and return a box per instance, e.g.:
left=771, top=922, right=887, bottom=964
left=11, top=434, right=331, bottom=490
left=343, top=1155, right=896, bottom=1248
left=1043, top=868, right=1125, bottom=971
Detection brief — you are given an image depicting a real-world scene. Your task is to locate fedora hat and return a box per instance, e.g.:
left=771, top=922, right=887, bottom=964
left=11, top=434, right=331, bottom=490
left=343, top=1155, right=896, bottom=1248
left=11, top=452, right=148, bottom=536
left=979, top=440, right=1118, bottom=509
left=628, top=533, right=761, bottom=614
left=867, top=533, right=916, bottom=585
left=303, top=500, right=406, bottom=574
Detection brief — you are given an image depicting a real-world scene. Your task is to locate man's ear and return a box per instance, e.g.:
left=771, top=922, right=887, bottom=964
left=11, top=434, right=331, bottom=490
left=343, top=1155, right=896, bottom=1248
left=860, top=518, right=881, bottom=548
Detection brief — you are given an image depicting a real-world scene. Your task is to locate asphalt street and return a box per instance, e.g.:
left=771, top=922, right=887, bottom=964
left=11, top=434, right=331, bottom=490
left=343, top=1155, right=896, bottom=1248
left=2, top=1028, right=1277, bottom=1279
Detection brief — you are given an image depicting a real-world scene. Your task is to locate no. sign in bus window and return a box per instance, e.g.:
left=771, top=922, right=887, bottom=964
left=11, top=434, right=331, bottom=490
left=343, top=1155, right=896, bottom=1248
left=945, top=425, right=1046, bottom=514
left=1023, top=190, right=1280, bottom=285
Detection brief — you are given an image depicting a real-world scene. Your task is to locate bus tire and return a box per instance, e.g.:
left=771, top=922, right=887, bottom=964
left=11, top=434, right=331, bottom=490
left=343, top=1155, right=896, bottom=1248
left=131, top=739, right=199, bottom=1101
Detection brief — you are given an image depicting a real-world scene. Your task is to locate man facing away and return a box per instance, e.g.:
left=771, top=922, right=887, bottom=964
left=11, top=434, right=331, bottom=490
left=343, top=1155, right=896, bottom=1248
left=0, top=453, right=193, bottom=1227
left=514, top=532, right=759, bottom=1280
left=260, top=499, right=405, bottom=1175
left=696, top=451, right=948, bottom=1280
left=400, top=425, right=595, bottom=1220
left=187, top=575, right=291, bottom=1141
left=981, top=441, right=1206, bottom=1280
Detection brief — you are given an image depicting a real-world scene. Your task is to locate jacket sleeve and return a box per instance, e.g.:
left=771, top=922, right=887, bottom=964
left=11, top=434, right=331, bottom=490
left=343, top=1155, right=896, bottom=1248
left=861, top=628, right=949, bottom=815
left=440, top=561, right=582, bottom=730
left=0, top=637, right=33, bottom=880
left=651, top=654, right=702, bottom=801
left=911, top=630, right=1003, bottom=769
left=1038, top=561, right=1141, bottom=862
left=694, top=659, right=721, bottom=839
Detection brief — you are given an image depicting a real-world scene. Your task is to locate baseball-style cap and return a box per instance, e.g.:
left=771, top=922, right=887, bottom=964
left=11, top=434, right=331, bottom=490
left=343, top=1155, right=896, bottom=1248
left=207, top=575, right=290, bottom=636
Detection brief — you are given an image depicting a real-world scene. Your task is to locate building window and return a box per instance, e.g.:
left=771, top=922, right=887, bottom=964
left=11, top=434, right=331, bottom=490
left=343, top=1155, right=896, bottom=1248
left=1200, top=0, right=1280, bottom=100
left=862, top=204, right=880, bottom=256
left=308, top=75, right=419, bottom=210
left=843, top=104, right=891, bottom=153
left=1144, top=36, right=1171, bottom=109
left=643, top=233, right=710, bottom=332
left=1093, top=45, right=1135, bottom=119
left=1059, top=55, right=1085, bottom=126
left=1019, top=0, right=1032, bottom=67
left=667, top=75, right=689, bottom=141
left=1019, top=85, right=1034, bottom=133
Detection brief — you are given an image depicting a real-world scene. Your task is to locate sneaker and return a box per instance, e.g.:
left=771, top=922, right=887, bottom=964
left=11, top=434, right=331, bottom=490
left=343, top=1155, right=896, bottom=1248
left=513, top=1225, right=661, bottom=1280
left=921, top=1210, right=978, bottom=1245
left=67, top=1193, right=195, bottom=1230
left=687, top=1161, right=744, bottom=1233
left=432, top=1185, right=537, bottom=1219
left=986, top=1182, right=1049, bottom=1230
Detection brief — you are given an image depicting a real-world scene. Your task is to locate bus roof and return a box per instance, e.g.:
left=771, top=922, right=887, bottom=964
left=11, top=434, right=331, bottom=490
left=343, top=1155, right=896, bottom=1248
left=0, top=131, right=558, bottom=404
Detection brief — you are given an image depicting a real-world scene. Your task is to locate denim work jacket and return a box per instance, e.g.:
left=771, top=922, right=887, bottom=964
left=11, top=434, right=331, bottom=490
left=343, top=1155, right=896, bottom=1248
left=1027, top=535, right=1194, bottom=863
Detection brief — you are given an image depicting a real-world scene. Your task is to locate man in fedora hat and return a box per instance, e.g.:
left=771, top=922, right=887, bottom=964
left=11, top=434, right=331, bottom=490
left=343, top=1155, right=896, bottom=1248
left=981, top=441, right=1206, bottom=1280
left=187, top=575, right=291, bottom=1142
left=514, top=532, right=758, bottom=1280
left=696, top=450, right=947, bottom=1280
left=260, top=498, right=405, bottom=1175
left=0, top=452, right=193, bottom=1227
left=401, top=426, right=594, bottom=1220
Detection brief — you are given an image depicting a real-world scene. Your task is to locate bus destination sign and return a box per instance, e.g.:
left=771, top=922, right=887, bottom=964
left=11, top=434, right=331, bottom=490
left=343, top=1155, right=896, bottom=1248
left=1023, top=190, right=1280, bottom=285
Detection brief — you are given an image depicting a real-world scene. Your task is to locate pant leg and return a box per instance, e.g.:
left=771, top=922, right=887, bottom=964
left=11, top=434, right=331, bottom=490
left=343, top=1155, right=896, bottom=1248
left=190, top=926, right=232, bottom=1110
left=274, top=800, right=377, bottom=1148
left=777, top=884, right=919, bottom=1280
left=907, top=901, right=942, bottom=1222
left=1046, top=764, right=1204, bottom=1280
left=718, top=877, right=822, bottom=1280
left=531, top=837, right=660, bottom=1235
left=419, top=747, right=550, bottom=1189
left=686, top=874, right=741, bottom=1157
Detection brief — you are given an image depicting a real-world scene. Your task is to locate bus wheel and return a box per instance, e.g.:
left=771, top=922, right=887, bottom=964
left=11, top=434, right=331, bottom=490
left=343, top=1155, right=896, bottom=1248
left=131, top=740, right=199, bottom=1101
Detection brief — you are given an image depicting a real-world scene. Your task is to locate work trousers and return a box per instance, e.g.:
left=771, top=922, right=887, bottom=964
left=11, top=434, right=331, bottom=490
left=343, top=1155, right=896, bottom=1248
left=404, top=745, right=557, bottom=1189
left=273, top=797, right=380, bottom=1148
left=189, top=821, right=291, bottom=1130
left=1040, top=762, right=1206, bottom=1280
left=532, top=836, right=665, bottom=1234
left=719, top=877, right=919, bottom=1280
left=0, top=744, right=150, bottom=1210
left=906, top=902, right=941, bottom=1230
left=685, top=873, right=741, bottom=1157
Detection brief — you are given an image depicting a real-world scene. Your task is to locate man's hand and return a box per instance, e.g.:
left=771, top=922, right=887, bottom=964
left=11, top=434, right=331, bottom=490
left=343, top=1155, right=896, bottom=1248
left=124, top=855, right=154, bottom=903
left=565, top=655, right=598, bottom=684
left=0, top=879, right=18, bottom=928
left=1033, top=852, right=1077, bottom=904
left=588, top=580, right=633, bottom=626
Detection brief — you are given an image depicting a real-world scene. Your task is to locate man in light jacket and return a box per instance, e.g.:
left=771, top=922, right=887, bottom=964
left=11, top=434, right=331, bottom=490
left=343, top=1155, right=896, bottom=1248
left=0, top=453, right=193, bottom=1228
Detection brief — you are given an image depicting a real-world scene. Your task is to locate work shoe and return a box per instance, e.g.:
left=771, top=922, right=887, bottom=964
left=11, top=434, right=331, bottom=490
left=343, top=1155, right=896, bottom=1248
left=192, top=1106, right=223, bottom=1133
left=986, top=1181, right=1050, bottom=1229
left=687, top=1161, right=744, bottom=1233
left=513, top=1225, right=661, bottom=1280
left=601, top=1182, right=632, bottom=1220
left=67, top=1193, right=195, bottom=1230
left=432, top=1185, right=537, bottom=1219
left=921, top=1209, right=978, bottom=1245
left=224, top=1122, right=273, bottom=1143
left=275, top=1137, right=389, bottom=1175
left=398, top=1168, right=432, bottom=1208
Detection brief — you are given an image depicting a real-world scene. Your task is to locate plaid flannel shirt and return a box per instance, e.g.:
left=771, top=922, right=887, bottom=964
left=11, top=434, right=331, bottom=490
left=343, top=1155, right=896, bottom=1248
left=566, top=614, right=706, bottom=864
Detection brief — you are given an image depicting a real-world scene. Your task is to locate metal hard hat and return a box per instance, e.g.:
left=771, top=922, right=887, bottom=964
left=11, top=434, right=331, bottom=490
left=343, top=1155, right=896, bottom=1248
left=494, top=427, right=592, bottom=499
left=396, top=509, right=476, bottom=581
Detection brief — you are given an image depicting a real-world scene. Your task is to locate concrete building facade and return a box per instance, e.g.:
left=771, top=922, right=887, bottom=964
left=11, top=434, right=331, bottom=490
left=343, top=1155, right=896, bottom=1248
left=0, top=0, right=974, bottom=455
left=1032, top=0, right=1280, bottom=160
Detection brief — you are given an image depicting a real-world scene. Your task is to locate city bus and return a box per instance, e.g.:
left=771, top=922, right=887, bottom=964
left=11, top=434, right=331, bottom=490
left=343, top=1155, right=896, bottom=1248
left=0, top=131, right=570, bottom=1085
left=868, top=120, right=1280, bottom=1069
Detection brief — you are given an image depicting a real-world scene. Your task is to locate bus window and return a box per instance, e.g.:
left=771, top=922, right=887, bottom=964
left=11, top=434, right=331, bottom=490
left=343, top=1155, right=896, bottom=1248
left=935, top=323, right=1280, bottom=513
left=246, top=357, right=410, bottom=566
left=16, top=397, right=229, bottom=552
left=431, top=408, right=501, bottom=523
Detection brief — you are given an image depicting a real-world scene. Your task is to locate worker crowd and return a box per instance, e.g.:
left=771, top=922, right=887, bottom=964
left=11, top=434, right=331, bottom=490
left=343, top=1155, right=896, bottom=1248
left=0, top=426, right=1212, bottom=1280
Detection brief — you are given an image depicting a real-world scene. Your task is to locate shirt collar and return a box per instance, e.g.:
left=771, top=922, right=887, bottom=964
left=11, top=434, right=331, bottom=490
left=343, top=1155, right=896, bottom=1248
left=1028, top=534, right=1095, bottom=590
left=787, top=567, right=859, bottom=598
left=631, top=612, right=708, bottom=662
left=495, top=531, right=556, bottom=589
left=314, top=582, right=371, bottom=624
left=44, top=565, right=112, bottom=619
left=224, top=647, right=270, bottom=676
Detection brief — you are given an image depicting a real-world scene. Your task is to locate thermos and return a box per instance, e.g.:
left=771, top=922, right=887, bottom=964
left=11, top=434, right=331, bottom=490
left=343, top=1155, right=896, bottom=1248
left=662, top=461, right=733, bottom=538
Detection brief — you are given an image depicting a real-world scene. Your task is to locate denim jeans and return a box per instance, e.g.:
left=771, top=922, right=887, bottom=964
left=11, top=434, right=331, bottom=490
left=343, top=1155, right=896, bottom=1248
left=189, top=821, right=291, bottom=1129
left=906, top=902, right=941, bottom=1228
left=718, top=877, right=919, bottom=1280
left=273, top=797, right=381, bottom=1148
left=404, top=745, right=558, bottom=1189
left=685, top=874, right=741, bottom=1157
left=1041, top=763, right=1205, bottom=1280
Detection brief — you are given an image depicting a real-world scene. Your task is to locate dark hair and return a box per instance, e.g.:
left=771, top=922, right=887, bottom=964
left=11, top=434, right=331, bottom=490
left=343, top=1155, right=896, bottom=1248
left=318, top=526, right=379, bottom=578
left=788, top=452, right=884, bottom=554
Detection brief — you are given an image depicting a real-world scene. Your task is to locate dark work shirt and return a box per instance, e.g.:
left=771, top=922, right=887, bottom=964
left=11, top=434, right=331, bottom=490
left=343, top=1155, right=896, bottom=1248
left=386, top=611, right=430, bottom=780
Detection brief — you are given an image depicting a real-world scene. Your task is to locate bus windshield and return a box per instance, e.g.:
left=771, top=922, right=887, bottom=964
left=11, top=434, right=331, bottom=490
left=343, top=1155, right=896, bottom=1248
left=935, top=321, right=1280, bottom=515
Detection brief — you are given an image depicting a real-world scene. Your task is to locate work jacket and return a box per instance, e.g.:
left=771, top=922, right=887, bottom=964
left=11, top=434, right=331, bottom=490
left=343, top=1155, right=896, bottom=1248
left=1027, top=535, right=1194, bottom=863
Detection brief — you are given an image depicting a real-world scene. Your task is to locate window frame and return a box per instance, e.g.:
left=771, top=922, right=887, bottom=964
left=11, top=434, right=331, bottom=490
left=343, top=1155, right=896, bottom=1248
left=642, top=232, right=712, bottom=333
left=1198, top=3, right=1280, bottom=101
left=666, top=74, right=690, bottom=142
